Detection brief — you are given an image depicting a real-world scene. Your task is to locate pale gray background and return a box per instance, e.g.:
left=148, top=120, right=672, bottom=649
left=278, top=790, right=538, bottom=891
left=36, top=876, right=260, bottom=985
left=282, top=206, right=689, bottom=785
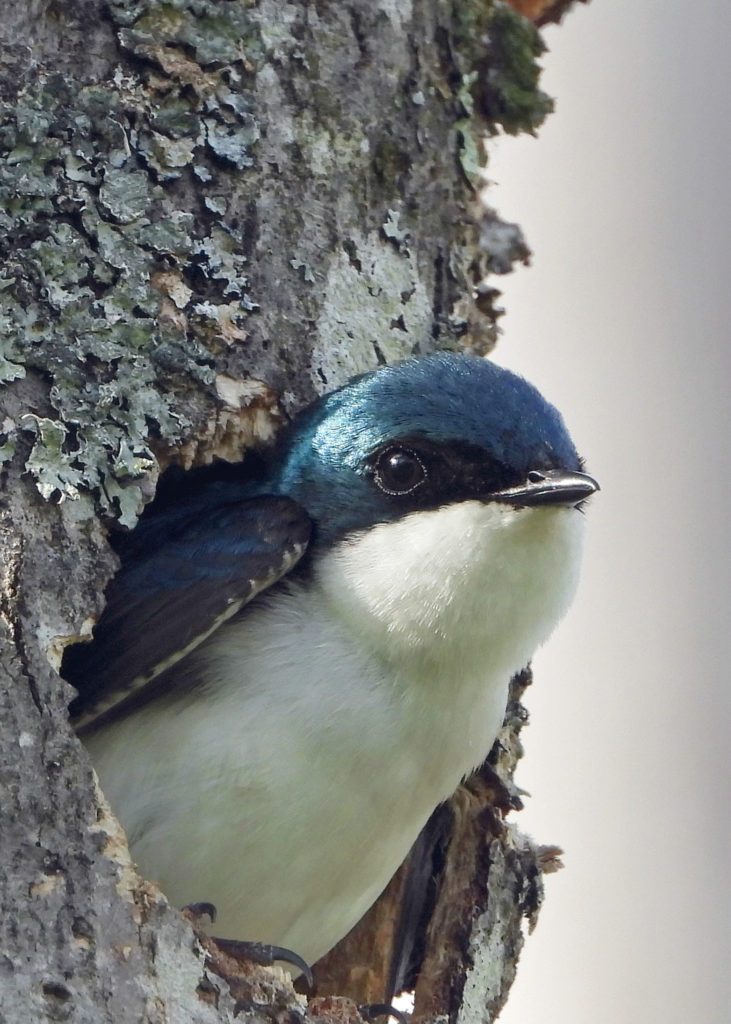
left=485, top=2, right=730, bottom=1022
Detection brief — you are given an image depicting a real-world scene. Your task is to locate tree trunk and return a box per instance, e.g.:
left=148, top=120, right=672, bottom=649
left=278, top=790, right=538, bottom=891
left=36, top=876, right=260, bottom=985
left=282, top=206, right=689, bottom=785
left=0, top=1, right=582, bottom=1021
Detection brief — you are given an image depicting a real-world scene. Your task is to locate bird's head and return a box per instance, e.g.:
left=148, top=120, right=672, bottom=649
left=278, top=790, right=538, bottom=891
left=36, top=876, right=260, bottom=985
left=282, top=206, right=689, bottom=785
left=270, top=352, right=598, bottom=547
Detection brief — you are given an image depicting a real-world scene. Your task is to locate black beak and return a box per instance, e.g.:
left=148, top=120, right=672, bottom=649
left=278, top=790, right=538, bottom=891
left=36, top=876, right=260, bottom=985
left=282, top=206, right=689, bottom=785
left=492, top=468, right=600, bottom=508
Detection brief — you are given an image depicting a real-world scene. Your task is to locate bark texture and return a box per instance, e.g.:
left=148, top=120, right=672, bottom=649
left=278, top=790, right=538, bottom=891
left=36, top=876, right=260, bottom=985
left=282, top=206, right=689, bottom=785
left=0, top=1, right=576, bottom=1021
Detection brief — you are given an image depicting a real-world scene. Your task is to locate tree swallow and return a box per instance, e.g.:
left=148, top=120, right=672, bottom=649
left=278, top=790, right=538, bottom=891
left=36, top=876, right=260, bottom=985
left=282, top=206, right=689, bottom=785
left=65, top=352, right=598, bottom=972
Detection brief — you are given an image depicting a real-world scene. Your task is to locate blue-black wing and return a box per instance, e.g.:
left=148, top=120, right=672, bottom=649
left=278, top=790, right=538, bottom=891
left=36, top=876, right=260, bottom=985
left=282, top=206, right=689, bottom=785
left=65, top=494, right=311, bottom=732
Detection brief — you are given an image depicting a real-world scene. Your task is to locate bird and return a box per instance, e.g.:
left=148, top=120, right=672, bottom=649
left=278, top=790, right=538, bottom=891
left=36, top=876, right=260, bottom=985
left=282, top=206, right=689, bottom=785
left=64, top=351, right=598, bottom=976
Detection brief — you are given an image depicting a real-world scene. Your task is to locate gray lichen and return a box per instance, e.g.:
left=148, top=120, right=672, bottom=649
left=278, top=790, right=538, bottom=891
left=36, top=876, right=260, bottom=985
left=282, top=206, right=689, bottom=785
left=315, top=230, right=431, bottom=387
left=0, top=1, right=266, bottom=524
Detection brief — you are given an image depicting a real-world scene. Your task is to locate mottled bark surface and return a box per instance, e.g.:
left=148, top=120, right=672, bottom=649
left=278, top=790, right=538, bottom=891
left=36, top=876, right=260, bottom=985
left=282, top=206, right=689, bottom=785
left=0, top=1, right=576, bottom=1021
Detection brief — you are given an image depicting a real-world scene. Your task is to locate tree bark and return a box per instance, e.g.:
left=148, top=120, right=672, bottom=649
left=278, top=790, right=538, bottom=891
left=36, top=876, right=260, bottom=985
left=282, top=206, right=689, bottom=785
left=0, top=1, right=579, bottom=1021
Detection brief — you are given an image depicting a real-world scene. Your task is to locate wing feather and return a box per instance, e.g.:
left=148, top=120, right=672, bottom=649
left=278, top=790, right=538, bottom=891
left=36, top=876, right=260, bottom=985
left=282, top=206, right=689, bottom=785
left=65, top=495, right=311, bottom=732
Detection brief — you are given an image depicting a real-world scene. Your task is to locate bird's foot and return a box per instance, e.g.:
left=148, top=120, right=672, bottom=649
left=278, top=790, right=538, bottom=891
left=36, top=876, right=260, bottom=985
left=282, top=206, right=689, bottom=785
left=358, top=1002, right=410, bottom=1024
left=305, top=998, right=407, bottom=1024
left=182, top=901, right=218, bottom=924
left=182, top=902, right=314, bottom=997
left=196, top=934, right=310, bottom=1015
left=211, top=937, right=314, bottom=990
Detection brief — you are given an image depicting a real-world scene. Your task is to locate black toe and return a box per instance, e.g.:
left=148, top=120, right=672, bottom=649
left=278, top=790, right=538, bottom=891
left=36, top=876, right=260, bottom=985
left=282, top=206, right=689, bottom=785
left=212, top=937, right=314, bottom=990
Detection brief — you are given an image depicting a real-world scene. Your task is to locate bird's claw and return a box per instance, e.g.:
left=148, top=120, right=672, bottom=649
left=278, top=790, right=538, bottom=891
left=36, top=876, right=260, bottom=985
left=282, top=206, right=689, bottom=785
left=212, top=936, right=315, bottom=990
left=182, top=903, right=313, bottom=991
left=358, top=1003, right=409, bottom=1024
left=182, top=901, right=217, bottom=924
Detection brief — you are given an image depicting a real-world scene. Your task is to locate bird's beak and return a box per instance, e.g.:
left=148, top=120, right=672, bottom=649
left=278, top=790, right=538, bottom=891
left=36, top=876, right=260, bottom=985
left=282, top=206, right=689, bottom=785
left=491, top=468, right=600, bottom=508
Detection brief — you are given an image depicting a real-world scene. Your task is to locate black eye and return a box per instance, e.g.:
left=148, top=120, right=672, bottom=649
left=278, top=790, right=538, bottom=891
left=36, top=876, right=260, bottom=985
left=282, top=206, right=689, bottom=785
left=374, top=446, right=427, bottom=496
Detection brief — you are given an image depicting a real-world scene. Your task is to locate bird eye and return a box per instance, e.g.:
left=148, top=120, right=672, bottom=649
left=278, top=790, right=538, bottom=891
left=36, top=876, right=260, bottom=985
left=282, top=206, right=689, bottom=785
left=374, top=446, right=427, bottom=496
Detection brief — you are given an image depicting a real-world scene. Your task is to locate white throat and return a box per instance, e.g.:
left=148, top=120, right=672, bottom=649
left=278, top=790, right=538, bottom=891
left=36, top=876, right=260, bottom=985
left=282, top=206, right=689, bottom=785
left=318, top=500, right=585, bottom=687
left=314, top=498, right=586, bottom=787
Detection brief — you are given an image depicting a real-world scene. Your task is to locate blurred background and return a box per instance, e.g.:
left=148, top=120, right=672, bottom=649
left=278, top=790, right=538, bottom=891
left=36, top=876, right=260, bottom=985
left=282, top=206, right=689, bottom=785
left=486, top=2, right=730, bottom=1022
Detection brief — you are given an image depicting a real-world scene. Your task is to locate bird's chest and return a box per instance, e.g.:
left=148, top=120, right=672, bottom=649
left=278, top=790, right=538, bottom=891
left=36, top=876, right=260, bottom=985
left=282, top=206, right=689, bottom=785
left=187, top=592, right=507, bottom=954
left=200, top=585, right=505, bottom=811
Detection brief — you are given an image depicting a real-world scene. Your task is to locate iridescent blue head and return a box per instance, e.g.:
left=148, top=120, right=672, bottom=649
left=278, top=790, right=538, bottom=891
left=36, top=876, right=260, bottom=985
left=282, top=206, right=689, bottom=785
left=269, top=352, right=597, bottom=547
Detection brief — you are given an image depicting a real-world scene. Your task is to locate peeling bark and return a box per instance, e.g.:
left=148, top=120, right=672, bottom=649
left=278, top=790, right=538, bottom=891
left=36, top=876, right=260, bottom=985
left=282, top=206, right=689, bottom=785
left=0, top=1, right=580, bottom=1021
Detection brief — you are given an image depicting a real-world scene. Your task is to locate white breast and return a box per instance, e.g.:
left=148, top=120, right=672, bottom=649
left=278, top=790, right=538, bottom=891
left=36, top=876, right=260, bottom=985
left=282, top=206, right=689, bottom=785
left=84, top=500, right=585, bottom=966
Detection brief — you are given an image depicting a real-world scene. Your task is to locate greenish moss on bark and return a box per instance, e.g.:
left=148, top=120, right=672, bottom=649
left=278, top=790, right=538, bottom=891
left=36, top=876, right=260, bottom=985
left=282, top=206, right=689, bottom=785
left=477, top=3, right=554, bottom=135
